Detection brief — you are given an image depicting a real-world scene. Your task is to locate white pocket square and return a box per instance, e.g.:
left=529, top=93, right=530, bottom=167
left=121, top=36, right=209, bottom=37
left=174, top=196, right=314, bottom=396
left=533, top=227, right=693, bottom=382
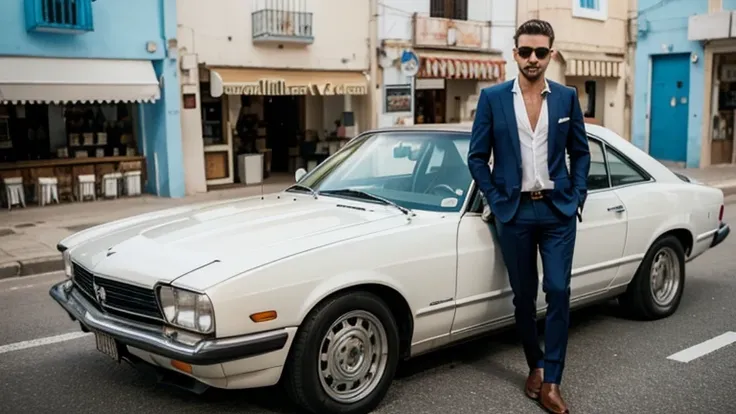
left=558, top=117, right=570, bottom=124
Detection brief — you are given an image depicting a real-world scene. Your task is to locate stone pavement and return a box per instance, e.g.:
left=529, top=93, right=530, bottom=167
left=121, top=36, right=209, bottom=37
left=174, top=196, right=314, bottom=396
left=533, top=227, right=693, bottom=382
left=0, top=176, right=294, bottom=279
left=1, top=167, right=736, bottom=279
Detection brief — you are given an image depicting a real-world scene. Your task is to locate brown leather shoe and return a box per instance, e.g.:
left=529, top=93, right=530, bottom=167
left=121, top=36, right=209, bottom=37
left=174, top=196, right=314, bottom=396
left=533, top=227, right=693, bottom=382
left=524, top=368, right=543, bottom=399
left=539, top=383, right=570, bottom=413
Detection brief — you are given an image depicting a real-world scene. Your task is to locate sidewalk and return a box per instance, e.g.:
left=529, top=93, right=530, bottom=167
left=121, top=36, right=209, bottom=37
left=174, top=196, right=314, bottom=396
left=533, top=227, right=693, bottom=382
left=0, top=177, right=293, bottom=279
left=669, top=164, right=736, bottom=196
left=1, top=167, right=736, bottom=279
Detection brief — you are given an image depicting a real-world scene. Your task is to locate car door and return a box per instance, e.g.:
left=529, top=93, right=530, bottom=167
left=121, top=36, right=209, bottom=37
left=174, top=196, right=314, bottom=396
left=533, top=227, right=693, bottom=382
left=452, top=196, right=516, bottom=341
left=452, top=136, right=630, bottom=340
left=533, top=135, right=628, bottom=306
left=603, top=142, right=660, bottom=288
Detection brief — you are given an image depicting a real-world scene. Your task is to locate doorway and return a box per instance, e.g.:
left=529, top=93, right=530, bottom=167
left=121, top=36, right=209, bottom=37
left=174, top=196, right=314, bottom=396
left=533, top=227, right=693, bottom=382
left=649, top=53, right=690, bottom=163
left=263, top=96, right=302, bottom=173
left=414, top=89, right=446, bottom=124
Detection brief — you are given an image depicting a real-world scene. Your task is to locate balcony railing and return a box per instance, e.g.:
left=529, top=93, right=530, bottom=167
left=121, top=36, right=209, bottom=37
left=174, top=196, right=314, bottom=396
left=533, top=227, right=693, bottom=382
left=252, top=9, right=314, bottom=44
left=25, top=0, right=94, bottom=33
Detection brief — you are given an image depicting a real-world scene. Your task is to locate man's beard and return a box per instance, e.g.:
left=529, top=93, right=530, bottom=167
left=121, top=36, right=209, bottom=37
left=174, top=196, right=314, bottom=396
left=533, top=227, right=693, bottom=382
left=519, top=64, right=544, bottom=81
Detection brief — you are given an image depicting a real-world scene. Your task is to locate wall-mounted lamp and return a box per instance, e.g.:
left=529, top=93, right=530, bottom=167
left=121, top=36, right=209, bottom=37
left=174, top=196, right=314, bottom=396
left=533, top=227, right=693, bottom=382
left=691, top=53, right=699, bottom=64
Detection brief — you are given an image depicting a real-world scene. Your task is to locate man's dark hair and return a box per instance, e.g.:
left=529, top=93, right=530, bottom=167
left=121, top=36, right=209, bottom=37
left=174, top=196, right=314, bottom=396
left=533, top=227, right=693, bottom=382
left=513, top=19, right=555, bottom=48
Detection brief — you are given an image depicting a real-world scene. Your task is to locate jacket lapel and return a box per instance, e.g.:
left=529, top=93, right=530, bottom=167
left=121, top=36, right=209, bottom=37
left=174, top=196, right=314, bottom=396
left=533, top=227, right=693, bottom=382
left=498, top=83, right=521, bottom=164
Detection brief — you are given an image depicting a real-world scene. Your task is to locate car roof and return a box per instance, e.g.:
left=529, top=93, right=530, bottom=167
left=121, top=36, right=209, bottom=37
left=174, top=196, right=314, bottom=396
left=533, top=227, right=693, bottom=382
left=363, top=123, right=682, bottom=184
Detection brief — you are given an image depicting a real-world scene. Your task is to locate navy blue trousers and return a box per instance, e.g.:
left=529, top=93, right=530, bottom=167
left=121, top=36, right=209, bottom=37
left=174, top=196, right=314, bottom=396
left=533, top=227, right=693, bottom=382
left=494, top=195, right=576, bottom=384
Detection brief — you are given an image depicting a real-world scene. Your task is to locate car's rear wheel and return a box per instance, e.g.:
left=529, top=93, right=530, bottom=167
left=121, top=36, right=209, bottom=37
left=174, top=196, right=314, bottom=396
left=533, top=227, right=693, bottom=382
left=283, top=291, right=400, bottom=414
left=619, top=234, right=686, bottom=320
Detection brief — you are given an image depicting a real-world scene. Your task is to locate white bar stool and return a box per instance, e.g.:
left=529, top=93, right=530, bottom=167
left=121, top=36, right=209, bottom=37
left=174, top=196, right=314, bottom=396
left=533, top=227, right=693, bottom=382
left=3, top=177, right=25, bottom=210
left=124, top=170, right=142, bottom=196
left=37, top=177, right=59, bottom=206
left=102, top=172, right=123, bottom=198
left=77, top=174, right=96, bottom=202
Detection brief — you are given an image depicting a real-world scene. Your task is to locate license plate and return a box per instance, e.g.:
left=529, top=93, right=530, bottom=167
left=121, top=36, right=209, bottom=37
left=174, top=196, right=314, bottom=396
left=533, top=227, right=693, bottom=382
left=94, top=331, right=120, bottom=361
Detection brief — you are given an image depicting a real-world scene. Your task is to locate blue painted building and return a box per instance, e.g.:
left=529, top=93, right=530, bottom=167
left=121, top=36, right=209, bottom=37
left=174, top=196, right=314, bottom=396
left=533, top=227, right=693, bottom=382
left=0, top=0, right=184, bottom=197
left=633, top=0, right=736, bottom=168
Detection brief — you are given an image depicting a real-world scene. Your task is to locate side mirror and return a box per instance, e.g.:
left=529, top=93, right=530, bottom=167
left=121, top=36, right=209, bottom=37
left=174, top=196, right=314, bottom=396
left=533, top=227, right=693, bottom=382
left=294, top=168, right=307, bottom=182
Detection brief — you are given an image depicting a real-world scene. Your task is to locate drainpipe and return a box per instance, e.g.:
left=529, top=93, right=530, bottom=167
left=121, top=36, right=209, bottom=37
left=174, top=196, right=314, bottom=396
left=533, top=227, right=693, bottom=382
left=369, top=0, right=379, bottom=129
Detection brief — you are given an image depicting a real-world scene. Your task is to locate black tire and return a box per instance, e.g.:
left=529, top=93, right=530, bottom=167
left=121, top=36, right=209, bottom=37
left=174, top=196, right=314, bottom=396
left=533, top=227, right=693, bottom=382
left=283, top=291, right=400, bottom=414
left=618, top=235, right=686, bottom=320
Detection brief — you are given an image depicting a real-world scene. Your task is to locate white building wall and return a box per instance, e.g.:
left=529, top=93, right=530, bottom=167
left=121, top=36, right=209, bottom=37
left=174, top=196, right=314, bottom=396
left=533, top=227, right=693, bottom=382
left=178, top=0, right=370, bottom=70
left=377, top=0, right=517, bottom=127
left=176, top=0, right=372, bottom=194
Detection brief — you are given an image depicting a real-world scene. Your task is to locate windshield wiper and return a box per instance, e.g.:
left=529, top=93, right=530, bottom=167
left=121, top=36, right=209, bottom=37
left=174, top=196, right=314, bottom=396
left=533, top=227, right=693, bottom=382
left=319, top=188, right=412, bottom=216
left=285, top=184, right=318, bottom=198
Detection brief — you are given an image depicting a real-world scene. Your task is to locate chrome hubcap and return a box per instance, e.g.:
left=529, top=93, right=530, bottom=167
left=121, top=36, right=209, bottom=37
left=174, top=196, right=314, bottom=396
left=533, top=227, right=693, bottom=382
left=650, top=247, right=680, bottom=306
left=318, top=310, right=388, bottom=404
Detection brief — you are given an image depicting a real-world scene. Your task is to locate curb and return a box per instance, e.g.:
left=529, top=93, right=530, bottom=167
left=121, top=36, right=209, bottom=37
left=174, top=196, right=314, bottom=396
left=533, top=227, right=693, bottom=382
left=0, top=254, right=63, bottom=280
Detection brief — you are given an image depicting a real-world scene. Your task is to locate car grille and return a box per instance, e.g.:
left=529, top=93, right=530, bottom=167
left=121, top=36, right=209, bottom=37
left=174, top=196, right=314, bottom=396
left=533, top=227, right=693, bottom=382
left=72, top=262, right=164, bottom=323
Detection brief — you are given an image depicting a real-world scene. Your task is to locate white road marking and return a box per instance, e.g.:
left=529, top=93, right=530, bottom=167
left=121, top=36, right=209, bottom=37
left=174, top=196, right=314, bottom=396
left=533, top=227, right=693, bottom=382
left=0, top=332, right=91, bottom=355
left=667, top=331, right=736, bottom=363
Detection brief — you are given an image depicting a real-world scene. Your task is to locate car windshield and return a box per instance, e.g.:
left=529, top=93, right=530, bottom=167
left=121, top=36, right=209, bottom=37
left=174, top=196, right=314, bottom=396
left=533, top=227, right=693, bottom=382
left=297, top=131, right=473, bottom=213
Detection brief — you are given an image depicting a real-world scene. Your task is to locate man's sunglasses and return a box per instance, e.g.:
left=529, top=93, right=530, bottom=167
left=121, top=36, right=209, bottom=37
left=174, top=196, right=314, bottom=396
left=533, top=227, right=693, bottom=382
left=517, top=47, right=551, bottom=59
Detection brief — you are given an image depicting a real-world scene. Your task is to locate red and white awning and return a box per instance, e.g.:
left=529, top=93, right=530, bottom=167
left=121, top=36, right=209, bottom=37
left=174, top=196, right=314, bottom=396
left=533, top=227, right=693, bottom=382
left=417, top=56, right=504, bottom=81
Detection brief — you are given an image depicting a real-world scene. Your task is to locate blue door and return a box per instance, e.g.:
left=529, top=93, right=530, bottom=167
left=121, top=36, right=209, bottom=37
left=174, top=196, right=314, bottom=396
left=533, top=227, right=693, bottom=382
left=649, top=54, right=690, bottom=162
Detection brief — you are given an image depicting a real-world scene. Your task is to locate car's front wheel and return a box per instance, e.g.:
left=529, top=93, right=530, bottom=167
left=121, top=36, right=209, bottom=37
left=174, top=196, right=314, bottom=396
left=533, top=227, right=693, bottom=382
left=619, top=234, right=686, bottom=320
left=283, top=291, right=400, bottom=414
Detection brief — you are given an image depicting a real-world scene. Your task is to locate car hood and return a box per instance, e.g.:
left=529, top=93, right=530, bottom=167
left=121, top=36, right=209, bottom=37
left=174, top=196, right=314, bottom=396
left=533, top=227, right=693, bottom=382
left=66, top=193, right=406, bottom=289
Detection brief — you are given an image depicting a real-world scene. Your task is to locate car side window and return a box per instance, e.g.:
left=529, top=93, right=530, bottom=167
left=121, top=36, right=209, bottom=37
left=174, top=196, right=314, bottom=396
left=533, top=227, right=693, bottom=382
left=604, top=146, right=648, bottom=187
left=586, top=138, right=609, bottom=190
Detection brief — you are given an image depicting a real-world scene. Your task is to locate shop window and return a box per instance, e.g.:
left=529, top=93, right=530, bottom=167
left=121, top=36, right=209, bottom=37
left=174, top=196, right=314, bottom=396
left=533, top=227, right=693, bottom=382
left=430, top=0, right=468, bottom=20
left=200, top=82, right=225, bottom=146
left=25, top=0, right=95, bottom=33
left=0, top=102, right=137, bottom=163
left=584, top=80, right=596, bottom=118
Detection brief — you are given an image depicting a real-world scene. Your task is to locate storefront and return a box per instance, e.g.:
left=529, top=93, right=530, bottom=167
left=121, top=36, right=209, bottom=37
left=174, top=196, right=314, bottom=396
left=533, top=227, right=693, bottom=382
left=548, top=51, right=626, bottom=136
left=413, top=53, right=504, bottom=124
left=706, top=49, right=736, bottom=165
left=0, top=56, right=161, bottom=205
left=191, top=66, right=370, bottom=186
left=377, top=14, right=505, bottom=128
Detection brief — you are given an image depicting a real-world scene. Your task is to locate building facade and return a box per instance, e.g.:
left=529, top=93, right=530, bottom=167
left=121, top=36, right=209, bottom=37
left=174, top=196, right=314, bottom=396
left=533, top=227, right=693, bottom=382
left=518, top=0, right=630, bottom=140
left=376, top=0, right=512, bottom=128
left=177, top=0, right=373, bottom=194
left=662, top=0, right=736, bottom=168
left=0, top=0, right=184, bottom=198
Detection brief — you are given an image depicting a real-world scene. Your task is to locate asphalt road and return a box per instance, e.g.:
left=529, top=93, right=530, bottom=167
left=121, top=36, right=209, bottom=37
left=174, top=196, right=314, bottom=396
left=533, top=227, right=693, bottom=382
left=2, top=209, right=736, bottom=413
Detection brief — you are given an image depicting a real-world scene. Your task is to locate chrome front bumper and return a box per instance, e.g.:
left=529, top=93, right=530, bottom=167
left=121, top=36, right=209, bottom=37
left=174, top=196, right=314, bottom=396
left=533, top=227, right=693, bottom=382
left=49, top=280, right=289, bottom=365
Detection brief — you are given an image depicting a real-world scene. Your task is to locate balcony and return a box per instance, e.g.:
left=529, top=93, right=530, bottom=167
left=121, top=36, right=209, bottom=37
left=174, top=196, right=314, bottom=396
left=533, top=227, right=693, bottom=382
left=252, top=9, right=314, bottom=45
left=25, top=0, right=94, bottom=34
left=413, top=14, right=490, bottom=51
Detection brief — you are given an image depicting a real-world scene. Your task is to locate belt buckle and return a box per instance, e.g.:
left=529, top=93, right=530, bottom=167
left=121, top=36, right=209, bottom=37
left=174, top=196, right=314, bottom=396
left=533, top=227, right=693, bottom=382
left=530, top=191, right=543, bottom=200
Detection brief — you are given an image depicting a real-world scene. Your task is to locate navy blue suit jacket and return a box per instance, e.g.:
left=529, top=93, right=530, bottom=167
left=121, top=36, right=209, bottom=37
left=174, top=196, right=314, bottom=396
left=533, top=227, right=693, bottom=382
left=468, top=79, right=591, bottom=224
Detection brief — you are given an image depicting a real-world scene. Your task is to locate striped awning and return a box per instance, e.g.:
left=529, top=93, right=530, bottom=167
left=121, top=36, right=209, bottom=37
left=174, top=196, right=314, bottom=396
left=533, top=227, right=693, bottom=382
left=565, top=58, right=623, bottom=78
left=417, top=54, right=505, bottom=81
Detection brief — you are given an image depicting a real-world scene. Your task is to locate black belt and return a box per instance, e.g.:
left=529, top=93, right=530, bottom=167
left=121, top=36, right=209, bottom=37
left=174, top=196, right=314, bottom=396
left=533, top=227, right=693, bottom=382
left=521, top=190, right=551, bottom=201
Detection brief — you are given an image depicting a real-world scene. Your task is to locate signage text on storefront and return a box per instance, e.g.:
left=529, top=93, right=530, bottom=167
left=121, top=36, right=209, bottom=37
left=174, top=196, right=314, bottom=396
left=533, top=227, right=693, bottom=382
left=223, top=79, right=367, bottom=96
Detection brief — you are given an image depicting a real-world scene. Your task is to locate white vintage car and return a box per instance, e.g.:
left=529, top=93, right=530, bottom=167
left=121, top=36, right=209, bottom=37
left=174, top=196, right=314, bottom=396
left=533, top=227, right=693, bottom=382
left=50, top=123, right=729, bottom=414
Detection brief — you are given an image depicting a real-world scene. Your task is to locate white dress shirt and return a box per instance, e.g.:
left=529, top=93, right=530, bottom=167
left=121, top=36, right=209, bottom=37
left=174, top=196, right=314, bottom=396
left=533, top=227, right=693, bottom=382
left=511, top=77, right=554, bottom=192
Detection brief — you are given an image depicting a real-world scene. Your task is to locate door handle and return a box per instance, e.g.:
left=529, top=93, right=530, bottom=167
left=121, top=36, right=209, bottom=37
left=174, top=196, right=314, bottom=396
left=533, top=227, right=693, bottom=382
left=607, top=205, right=625, bottom=213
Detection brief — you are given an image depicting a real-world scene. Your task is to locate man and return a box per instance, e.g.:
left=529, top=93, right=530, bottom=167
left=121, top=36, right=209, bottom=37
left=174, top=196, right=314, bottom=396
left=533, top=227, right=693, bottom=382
left=468, top=19, right=590, bottom=414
